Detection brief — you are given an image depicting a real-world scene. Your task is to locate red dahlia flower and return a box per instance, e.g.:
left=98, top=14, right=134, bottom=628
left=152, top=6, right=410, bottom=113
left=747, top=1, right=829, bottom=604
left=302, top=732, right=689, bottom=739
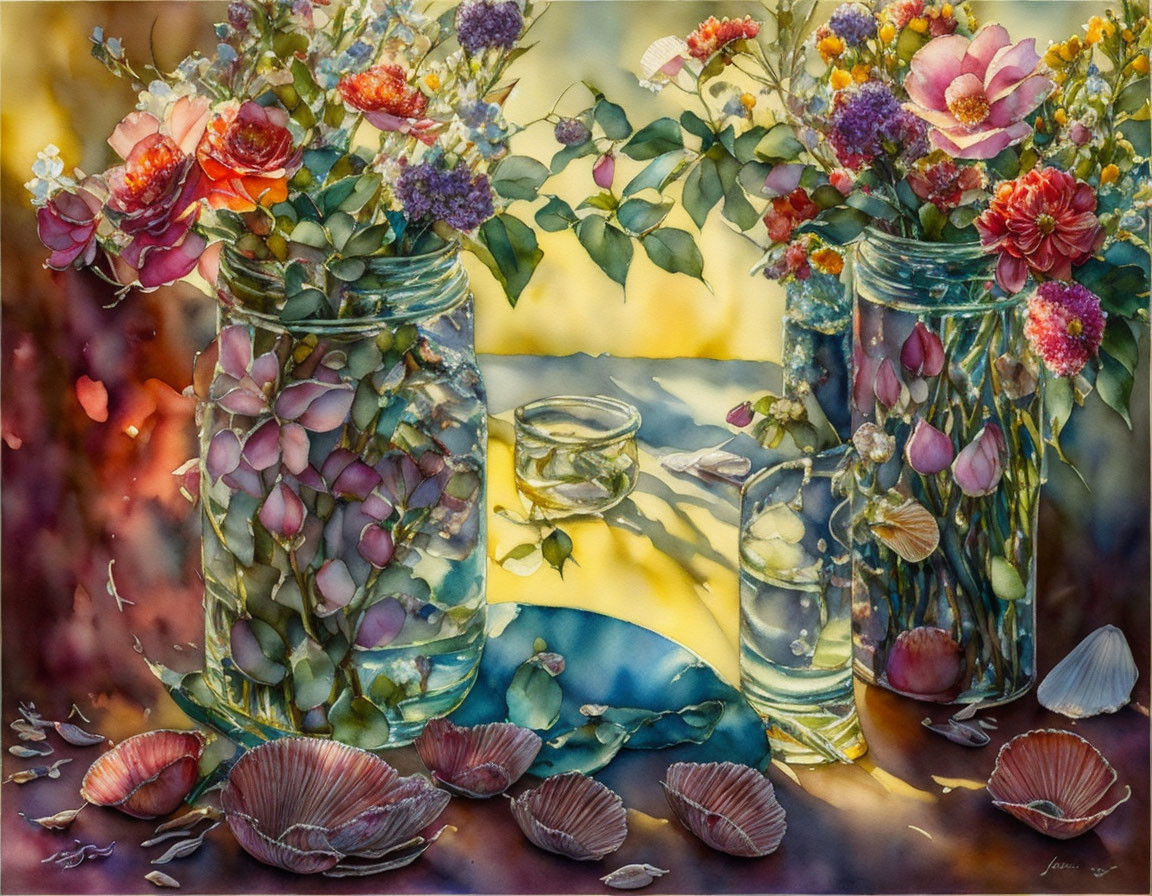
left=686, top=16, right=760, bottom=62
left=974, top=167, right=1103, bottom=294
left=338, top=65, right=434, bottom=142
left=197, top=101, right=301, bottom=212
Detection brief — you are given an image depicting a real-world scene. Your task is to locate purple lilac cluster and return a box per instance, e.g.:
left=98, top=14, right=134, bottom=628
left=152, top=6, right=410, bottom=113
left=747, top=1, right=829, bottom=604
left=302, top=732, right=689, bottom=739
left=828, top=3, right=877, bottom=46
left=553, top=117, right=591, bottom=146
left=396, top=161, right=494, bottom=232
left=829, top=82, right=928, bottom=169
left=455, top=0, right=523, bottom=54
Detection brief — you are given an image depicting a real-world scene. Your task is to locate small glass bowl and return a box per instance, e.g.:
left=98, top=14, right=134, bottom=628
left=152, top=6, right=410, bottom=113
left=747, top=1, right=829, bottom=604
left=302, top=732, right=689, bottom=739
left=513, top=396, right=642, bottom=516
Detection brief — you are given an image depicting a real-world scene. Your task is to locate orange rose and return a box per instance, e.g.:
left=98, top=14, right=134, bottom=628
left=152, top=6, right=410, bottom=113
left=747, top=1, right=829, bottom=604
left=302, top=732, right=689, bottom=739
left=196, top=101, right=301, bottom=212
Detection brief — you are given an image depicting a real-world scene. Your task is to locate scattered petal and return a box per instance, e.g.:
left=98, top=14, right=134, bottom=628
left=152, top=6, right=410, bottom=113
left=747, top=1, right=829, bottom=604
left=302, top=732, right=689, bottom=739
left=601, top=863, right=670, bottom=889
left=145, top=870, right=181, bottom=888
left=75, top=376, right=110, bottom=422
left=55, top=721, right=107, bottom=746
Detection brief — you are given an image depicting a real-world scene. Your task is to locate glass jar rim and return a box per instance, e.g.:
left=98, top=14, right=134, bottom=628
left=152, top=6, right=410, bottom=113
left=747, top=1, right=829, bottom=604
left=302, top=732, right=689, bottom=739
left=514, top=395, right=642, bottom=447
left=861, top=226, right=985, bottom=260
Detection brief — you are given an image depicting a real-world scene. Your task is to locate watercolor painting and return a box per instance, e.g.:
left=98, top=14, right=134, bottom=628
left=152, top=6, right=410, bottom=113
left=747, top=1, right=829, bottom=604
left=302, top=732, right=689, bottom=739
left=1, top=0, right=1148, bottom=893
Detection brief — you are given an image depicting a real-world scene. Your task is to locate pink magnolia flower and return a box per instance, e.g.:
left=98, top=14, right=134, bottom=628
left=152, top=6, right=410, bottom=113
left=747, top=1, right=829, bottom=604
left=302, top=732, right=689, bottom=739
left=37, top=181, right=104, bottom=271
left=974, top=167, right=1103, bottom=294
left=952, top=422, right=1005, bottom=496
left=900, top=322, right=945, bottom=377
left=1024, top=281, right=1106, bottom=377
left=903, top=25, right=1053, bottom=160
left=905, top=419, right=954, bottom=474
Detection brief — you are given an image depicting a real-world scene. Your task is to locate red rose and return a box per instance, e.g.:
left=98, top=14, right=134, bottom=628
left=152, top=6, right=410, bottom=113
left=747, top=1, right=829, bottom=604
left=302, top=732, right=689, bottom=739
left=763, top=188, right=820, bottom=244
left=338, top=64, right=431, bottom=135
left=974, top=167, right=1103, bottom=294
left=196, top=101, right=301, bottom=212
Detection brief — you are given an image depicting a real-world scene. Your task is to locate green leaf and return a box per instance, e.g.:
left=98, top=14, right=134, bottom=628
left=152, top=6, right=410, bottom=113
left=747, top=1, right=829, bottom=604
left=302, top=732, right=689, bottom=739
left=733, top=126, right=769, bottom=164
left=326, top=212, right=356, bottom=251
left=896, top=25, right=928, bottom=63
left=800, top=206, right=870, bottom=244
left=578, top=191, right=619, bottom=212
left=847, top=191, right=899, bottom=221
left=491, top=155, right=551, bottom=201
left=577, top=215, right=633, bottom=286
left=811, top=184, right=846, bottom=209
left=1045, top=371, right=1074, bottom=432
left=1102, top=319, right=1140, bottom=373
left=1096, top=352, right=1134, bottom=427
left=329, top=692, right=392, bottom=750
left=621, top=117, right=683, bottom=160
left=477, top=214, right=544, bottom=305
left=1119, top=116, right=1151, bottom=157
left=541, top=528, right=574, bottom=576
left=290, top=640, right=336, bottom=711
left=622, top=150, right=688, bottom=197
left=594, top=97, right=632, bottom=140
left=616, top=198, right=672, bottom=235
left=343, top=223, right=393, bottom=257
left=330, top=257, right=366, bottom=281
left=986, top=146, right=1021, bottom=181
left=919, top=202, right=946, bottom=240
left=680, top=110, right=714, bottom=143
left=320, top=177, right=361, bottom=215
left=991, top=557, right=1026, bottom=602
left=641, top=228, right=705, bottom=279
left=715, top=153, right=759, bottom=231
left=754, top=122, right=804, bottom=161
left=535, top=196, right=578, bottom=232
left=1076, top=260, right=1148, bottom=317
left=1117, top=77, right=1150, bottom=114
left=281, top=288, right=327, bottom=321
left=290, top=220, right=329, bottom=250
left=682, top=157, right=723, bottom=229
left=506, top=661, right=563, bottom=730
left=737, top=161, right=774, bottom=197
left=550, top=140, right=597, bottom=174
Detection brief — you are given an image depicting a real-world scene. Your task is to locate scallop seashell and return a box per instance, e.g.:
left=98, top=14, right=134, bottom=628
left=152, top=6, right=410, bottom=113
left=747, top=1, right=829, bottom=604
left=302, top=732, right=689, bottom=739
left=869, top=498, right=940, bottom=563
left=81, top=730, right=205, bottom=819
left=885, top=626, right=965, bottom=701
left=987, top=729, right=1131, bottom=839
left=414, top=718, right=542, bottom=799
left=221, top=737, right=450, bottom=876
left=661, top=761, right=786, bottom=857
left=509, top=772, right=628, bottom=861
left=1037, top=625, right=1138, bottom=719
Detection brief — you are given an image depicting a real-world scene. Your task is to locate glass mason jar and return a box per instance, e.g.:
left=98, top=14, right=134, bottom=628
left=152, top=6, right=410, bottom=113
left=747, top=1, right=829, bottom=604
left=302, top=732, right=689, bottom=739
left=739, top=445, right=867, bottom=764
left=198, top=243, right=486, bottom=747
left=782, top=270, right=852, bottom=439
left=849, top=229, right=1042, bottom=705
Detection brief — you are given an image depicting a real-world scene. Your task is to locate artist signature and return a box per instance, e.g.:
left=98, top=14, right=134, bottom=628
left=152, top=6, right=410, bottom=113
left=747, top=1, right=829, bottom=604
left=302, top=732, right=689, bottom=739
left=1042, top=856, right=1118, bottom=878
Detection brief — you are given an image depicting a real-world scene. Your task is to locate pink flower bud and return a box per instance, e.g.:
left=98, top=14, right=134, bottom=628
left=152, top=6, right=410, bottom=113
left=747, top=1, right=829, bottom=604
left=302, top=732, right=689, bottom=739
left=904, top=419, right=954, bottom=474
left=358, top=524, right=395, bottom=568
left=1068, top=121, right=1091, bottom=146
left=873, top=359, right=902, bottom=408
left=258, top=482, right=306, bottom=538
left=593, top=153, right=615, bottom=189
left=900, top=322, right=945, bottom=377
left=951, top=422, right=1005, bottom=497
left=726, top=401, right=754, bottom=427
left=829, top=168, right=854, bottom=196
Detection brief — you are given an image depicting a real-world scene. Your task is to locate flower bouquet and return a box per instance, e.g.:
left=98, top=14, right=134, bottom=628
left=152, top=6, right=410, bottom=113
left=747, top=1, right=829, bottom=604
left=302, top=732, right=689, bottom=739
left=579, top=0, right=1149, bottom=704
left=28, top=0, right=552, bottom=747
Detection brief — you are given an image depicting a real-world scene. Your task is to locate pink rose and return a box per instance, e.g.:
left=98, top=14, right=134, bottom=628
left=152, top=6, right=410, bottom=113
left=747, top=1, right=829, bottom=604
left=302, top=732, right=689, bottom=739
left=37, top=181, right=103, bottom=270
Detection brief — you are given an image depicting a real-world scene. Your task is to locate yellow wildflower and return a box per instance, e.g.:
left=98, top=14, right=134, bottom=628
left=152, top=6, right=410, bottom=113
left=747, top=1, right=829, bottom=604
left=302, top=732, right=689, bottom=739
left=1101, top=164, right=1120, bottom=184
left=879, top=23, right=896, bottom=43
left=1132, top=53, right=1150, bottom=74
left=830, top=68, right=853, bottom=90
left=1122, top=28, right=1136, bottom=42
left=940, top=3, right=954, bottom=17
left=811, top=248, right=844, bottom=276
left=1053, top=108, right=1068, bottom=126
left=818, top=34, right=846, bottom=61
left=740, top=93, right=757, bottom=110
left=908, top=17, right=929, bottom=33
left=1059, top=37, right=1082, bottom=61
left=424, top=73, right=441, bottom=90
left=852, top=64, right=871, bottom=83
left=1085, top=16, right=1106, bottom=44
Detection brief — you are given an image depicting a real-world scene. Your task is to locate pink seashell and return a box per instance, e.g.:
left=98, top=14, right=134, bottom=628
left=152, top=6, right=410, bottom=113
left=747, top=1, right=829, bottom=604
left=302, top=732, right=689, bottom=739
left=221, top=737, right=449, bottom=875
left=885, top=626, right=965, bottom=701
left=661, top=761, right=786, bottom=857
left=415, top=719, right=542, bottom=798
left=80, top=730, right=205, bottom=819
left=987, top=729, right=1131, bottom=839
left=509, top=772, right=628, bottom=860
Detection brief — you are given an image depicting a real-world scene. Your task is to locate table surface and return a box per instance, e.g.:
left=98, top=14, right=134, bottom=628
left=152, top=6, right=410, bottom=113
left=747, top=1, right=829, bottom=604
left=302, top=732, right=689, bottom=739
left=2, top=354, right=1148, bottom=895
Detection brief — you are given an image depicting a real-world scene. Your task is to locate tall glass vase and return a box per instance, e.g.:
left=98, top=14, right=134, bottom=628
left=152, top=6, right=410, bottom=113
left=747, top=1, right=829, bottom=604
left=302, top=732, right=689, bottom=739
left=740, top=446, right=867, bottom=764
left=848, top=230, right=1042, bottom=705
left=782, top=270, right=852, bottom=438
left=197, top=243, right=487, bottom=747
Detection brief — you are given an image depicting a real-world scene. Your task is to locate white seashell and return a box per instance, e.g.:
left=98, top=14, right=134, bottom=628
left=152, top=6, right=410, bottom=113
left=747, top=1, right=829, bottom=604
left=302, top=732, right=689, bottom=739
left=509, top=772, right=628, bottom=861
left=661, top=448, right=751, bottom=483
left=601, top=863, right=669, bottom=889
left=1037, top=625, right=1138, bottom=719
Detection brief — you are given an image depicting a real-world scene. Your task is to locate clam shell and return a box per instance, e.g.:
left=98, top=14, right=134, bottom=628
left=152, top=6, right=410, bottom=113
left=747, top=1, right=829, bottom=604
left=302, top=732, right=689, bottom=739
left=81, top=730, right=205, bottom=819
left=661, top=761, right=786, bottom=857
left=1037, top=625, right=1138, bottom=719
left=414, top=718, right=541, bottom=798
left=509, top=772, right=627, bottom=860
left=869, top=498, right=939, bottom=563
left=987, top=729, right=1131, bottom=839
left=221, top=737, right=450, bottom=875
